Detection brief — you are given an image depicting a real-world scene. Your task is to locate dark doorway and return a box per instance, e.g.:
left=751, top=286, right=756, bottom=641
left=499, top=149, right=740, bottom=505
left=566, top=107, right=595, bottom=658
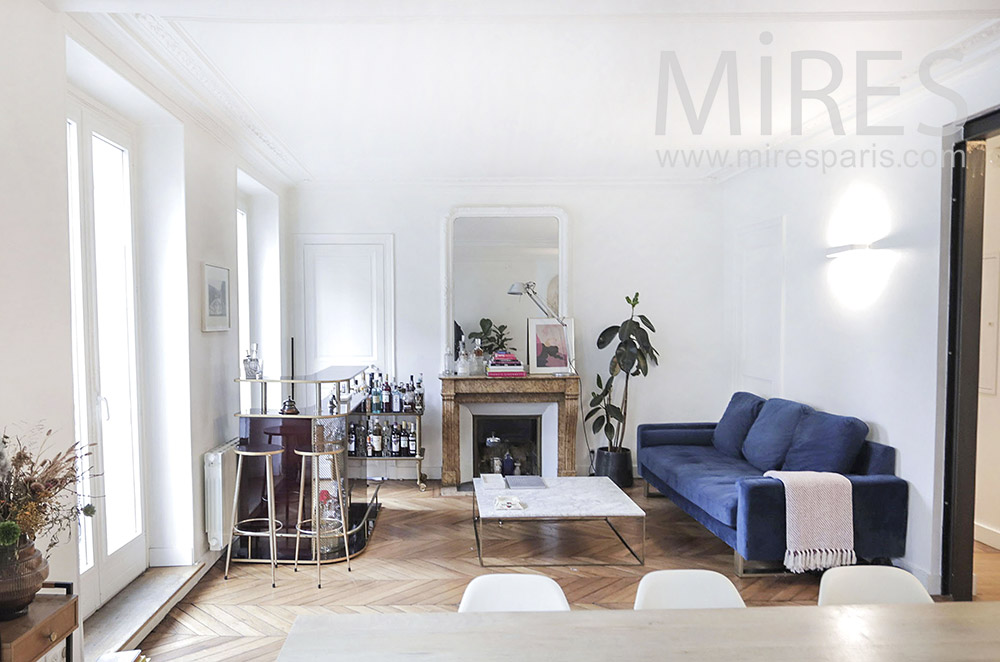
left=943, top=106, right=1000, bottom=600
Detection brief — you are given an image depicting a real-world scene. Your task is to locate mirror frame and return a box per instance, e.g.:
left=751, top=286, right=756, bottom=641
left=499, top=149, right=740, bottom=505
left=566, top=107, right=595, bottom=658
left=442, top=206, right=569, bottom=372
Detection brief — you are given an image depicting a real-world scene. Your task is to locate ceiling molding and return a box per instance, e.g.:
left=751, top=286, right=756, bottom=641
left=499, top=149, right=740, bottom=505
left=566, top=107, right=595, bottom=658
left=49, top=1, right=1000, bottom=23
left=111, top=13, right=312, bottom=182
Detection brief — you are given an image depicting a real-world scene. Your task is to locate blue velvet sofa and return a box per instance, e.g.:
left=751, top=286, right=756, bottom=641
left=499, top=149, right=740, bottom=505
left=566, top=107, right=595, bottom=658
left=637, top=393, right=908, bottom=567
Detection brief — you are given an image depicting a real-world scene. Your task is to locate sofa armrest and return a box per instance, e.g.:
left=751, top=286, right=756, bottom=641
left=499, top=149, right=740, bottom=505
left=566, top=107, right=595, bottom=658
left=736, top=474, right=909, bottom=562
left=636, top=423, right=716, bottom=449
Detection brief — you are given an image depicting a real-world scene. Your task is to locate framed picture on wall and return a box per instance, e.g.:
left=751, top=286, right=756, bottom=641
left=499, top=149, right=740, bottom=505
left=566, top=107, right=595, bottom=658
left=202, top=263, right=231, bottom=332
left=528, top=318, right=574, bottom=374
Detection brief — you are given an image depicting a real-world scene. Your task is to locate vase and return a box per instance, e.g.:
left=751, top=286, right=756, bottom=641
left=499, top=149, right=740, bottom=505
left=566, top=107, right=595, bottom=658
left=594, top=447, right=633, bottom=488
left=0, top=538, right=49, bottom=620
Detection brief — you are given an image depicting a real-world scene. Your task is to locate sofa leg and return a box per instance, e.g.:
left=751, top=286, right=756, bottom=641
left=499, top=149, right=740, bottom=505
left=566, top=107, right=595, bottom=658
left=642, top=480, right=663, bottom=498
left=734, top=551, right=789, bottom=577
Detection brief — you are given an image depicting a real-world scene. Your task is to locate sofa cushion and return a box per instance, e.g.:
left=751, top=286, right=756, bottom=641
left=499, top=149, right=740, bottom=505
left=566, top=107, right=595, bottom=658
left=742, top=399, right=812, bottom=471
left=783, top=410, right=869, bottom=473
left=640, top=445, right=763, bottom=527
left=712, top=392, right=765, bottom=459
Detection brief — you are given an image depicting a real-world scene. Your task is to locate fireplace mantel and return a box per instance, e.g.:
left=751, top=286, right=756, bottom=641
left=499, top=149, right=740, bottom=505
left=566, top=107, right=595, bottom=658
left=440, top=375, right=580, bottom=486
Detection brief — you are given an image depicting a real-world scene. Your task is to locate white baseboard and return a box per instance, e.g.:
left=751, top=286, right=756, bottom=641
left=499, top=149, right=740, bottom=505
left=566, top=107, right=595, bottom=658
left=894, top=558, right=941, bottom=595
left=149, top=546, right=195, bottom=567
left=975, top=522, right=1000, bottom=550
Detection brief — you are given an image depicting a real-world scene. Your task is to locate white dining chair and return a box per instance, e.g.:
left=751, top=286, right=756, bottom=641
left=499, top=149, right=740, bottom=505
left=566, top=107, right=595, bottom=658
left=818, top=565, right=934, bottom=606
left=633, top=569, right=746, bottom=610
left=458, top=574, right=571, bottom=612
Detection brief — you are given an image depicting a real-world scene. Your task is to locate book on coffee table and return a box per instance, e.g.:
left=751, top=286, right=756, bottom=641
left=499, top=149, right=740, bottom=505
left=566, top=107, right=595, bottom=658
left=504, top=475, right=546, bottom=489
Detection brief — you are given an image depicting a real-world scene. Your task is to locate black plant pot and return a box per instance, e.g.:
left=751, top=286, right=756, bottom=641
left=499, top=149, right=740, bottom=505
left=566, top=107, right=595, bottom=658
left=594, top=447, right=633, bottom=488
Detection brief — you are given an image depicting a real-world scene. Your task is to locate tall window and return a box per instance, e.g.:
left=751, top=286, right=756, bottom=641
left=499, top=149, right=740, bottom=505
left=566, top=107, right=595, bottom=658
left=237, top=208, right=251, bottom=410
left=67, top=102, right=146, bottom=617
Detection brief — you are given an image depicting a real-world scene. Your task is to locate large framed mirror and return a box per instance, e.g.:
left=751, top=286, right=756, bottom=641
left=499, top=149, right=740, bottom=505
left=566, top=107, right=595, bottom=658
left=442, top=207, right=569, bottom=371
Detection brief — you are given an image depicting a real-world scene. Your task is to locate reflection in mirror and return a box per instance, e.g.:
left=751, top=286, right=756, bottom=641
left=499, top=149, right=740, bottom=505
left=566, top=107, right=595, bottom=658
left=452, top=216, right=560, bottom=366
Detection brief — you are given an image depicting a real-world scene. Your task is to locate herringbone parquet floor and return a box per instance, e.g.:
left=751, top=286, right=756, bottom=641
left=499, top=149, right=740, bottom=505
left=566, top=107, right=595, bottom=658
left=139, top=481, right=1000, bottom=661
left=139, top=481, right=823, bottom=660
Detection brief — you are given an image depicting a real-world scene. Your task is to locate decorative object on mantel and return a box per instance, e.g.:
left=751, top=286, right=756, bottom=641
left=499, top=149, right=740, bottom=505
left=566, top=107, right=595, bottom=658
left=468, top=318, right=516, bottom=357
left=0, top=426, right=94, bottom=620
left=486, top=352, right=525, bottom=377
left=586, top=292, right=659, bottom=488
left=528, top=318, right=575, bottom=375
left=508, top=282, right=575, bottom=376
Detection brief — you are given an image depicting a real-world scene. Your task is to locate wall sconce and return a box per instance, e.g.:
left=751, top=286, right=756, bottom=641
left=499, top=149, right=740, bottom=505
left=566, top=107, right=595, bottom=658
left=826, top=243, right=878, bottom=259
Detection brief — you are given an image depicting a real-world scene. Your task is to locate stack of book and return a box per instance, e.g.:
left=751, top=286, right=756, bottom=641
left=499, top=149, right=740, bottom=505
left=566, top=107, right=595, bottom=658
left=487, top=352, right=526, bottom=377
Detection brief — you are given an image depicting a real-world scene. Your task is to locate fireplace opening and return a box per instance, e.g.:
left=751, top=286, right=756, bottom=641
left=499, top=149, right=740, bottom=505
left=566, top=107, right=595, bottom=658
left=472, top=415, right=541, bottom=477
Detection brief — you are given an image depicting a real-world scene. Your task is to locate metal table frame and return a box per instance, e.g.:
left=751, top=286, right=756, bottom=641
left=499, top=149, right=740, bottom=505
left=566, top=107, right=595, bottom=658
left=472, top=494, right=645, bottom=567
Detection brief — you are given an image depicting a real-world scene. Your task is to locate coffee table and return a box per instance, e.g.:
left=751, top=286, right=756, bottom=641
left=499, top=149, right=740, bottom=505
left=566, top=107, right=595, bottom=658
left=472, top=476, right=645, bottom=567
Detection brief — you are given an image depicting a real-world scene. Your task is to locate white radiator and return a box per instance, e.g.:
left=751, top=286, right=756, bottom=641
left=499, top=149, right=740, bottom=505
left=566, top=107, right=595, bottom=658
left=204, top=438, right=240, bottom=551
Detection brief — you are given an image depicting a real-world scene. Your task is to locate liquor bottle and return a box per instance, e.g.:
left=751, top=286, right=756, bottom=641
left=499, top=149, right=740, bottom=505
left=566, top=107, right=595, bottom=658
left=348, top=422, right=356, bottom=456
left=408, top=422, right=417, bottom=457
left=365, top=374, right=373, bottom=414
left=383, top=379, right=392, bottom=413
left=372, top=375, right=382, bottom=414
left=392, top=383, right=402, bottom=413
left=391, top=423, right=401, bottom=457
left=371, top=418, right=383, bottom=456
left=358, top=419, right=368, bottom=456
left=403, top=377, right=415, bottom=413
left=415, top=373, right=425, bottom=414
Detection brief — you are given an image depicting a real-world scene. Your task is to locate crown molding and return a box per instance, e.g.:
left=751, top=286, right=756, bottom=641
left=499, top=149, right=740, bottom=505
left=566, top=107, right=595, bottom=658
left=115, top=13, right=311, bottom=183
left=67, top=12, right=307, bottom=187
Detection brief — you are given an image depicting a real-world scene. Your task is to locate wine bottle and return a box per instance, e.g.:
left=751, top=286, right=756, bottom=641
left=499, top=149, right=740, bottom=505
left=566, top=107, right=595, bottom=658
left=415, top=373, right=425, bottom=414
left=408, top=423, right=417, bottom=457
left=371, top=418, right=383, bottom=456
left=391, top=423, right=401, bottom=457
left=348, top=422, right=356, bottom=456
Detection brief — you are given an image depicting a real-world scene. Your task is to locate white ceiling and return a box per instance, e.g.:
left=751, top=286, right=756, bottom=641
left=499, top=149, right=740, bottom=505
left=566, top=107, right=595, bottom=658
left=63, top=1, right=1000, bottom=183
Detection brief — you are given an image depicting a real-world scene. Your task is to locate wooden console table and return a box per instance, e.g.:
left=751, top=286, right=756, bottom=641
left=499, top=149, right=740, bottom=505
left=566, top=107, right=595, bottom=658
left=0, top=583, right=78, bottom=662
left=439, top=375, right=580, bottom=486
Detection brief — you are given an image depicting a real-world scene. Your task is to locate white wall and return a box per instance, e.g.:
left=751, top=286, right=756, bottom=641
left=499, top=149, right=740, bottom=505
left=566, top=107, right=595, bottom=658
left=292, top=181, right=731, bottom=476
left=722, top=54, right=1000, bottom=591
left=0, top=0, right=79, bottom=589
left=976, top=135, right=1000, bottom=550
left=184, top=124, right=241, bottom=560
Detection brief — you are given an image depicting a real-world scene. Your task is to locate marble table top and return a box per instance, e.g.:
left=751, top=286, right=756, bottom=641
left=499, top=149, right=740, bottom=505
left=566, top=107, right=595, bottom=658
left=472, top=476, right=645, bottom=519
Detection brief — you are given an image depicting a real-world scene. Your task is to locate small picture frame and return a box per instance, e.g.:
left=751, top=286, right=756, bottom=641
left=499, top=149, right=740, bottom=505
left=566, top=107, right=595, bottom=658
left=202, top=263, right=231, bottom=332
left=528, top=318, right=574, bottom=374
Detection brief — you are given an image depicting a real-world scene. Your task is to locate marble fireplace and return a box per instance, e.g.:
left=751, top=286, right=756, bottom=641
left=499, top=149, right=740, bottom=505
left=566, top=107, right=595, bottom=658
left=440, top=375, right=580, bottom=486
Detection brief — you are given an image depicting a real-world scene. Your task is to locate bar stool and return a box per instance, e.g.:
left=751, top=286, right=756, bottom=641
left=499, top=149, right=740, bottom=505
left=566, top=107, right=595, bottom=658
left=293, top=444, right=351, bottom=588
left=224, top=442, right=284, bottom=588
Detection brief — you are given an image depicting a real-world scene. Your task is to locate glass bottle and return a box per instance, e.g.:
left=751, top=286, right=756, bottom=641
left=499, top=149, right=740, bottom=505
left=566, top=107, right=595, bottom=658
left=243, top=343, right=261, bottom=379
left=403, top=377, right=415, bottom=413
left=415, top=374, right=425, bottom=414
left=370, top=418, right=383, bottom=456
left=408, top=423, right=417, bottom=457
left=456, top=340, right=471, bottom=376
left=472, top=338, right=486, bottom=375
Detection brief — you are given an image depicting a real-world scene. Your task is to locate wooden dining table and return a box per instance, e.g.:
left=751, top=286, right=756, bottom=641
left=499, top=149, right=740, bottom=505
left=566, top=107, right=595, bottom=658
left=275, top=601, right=1000, bottom=661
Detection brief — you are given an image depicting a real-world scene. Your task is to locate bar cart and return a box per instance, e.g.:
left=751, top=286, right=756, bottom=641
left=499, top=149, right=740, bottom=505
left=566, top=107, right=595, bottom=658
left=232, top=366, right=380, bottom=566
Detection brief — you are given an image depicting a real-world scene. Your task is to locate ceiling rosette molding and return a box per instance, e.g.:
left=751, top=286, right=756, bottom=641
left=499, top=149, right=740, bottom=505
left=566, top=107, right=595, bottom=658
left=110, top=12, right=312, bottom=183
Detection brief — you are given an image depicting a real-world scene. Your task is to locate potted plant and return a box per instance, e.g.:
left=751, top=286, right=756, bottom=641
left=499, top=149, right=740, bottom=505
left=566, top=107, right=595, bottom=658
left=585, top=292, right=658, bottom=487
left=0, top=426, right=94, bottom=620
left=467, top=318, right=516, bottom=356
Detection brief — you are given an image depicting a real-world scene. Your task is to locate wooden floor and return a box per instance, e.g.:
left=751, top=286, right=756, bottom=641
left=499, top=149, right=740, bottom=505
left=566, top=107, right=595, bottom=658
left=139, top=481, right=1000, bottom=661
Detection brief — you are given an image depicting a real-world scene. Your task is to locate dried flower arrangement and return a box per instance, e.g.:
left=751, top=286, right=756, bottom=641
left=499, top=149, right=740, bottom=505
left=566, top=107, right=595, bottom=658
left=0, top=426, right=94, bottom=554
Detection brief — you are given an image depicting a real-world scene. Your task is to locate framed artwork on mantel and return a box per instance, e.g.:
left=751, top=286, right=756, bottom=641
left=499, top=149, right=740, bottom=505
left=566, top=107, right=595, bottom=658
left=202, top=263, right=231, bottom=332
left=528, top=318, right=574, bottom=374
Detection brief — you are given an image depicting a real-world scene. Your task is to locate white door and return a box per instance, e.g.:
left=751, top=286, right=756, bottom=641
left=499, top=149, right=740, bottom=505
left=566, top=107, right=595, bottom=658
left=67, top=106, right=147, bottom=618
left=296, top=234, right=395, bottom=383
